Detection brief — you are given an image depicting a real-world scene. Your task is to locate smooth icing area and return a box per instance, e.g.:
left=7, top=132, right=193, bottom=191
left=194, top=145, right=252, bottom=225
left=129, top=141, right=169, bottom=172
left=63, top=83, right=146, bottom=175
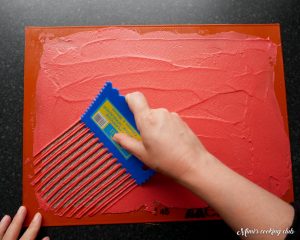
left=34, top=28, right=292, bottom=213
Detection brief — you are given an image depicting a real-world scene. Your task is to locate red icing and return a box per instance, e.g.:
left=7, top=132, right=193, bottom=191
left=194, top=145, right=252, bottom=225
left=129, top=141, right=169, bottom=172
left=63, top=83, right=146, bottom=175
left=34, top=28, right=292, bottom=213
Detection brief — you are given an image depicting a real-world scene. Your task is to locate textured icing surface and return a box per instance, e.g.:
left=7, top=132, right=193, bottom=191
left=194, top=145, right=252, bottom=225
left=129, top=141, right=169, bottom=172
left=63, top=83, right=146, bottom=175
left=34, top=28, right=291, bottom=212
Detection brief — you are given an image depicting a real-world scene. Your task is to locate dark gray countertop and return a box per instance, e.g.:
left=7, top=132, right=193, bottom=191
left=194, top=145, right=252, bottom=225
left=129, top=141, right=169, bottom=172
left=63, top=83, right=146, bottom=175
left=0, top=0, right=299, bottom=239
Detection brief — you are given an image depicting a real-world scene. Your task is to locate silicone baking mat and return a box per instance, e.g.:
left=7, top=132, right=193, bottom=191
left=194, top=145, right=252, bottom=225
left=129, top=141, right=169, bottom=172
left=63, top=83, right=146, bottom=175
left=23, top=24, right=293, bottom=226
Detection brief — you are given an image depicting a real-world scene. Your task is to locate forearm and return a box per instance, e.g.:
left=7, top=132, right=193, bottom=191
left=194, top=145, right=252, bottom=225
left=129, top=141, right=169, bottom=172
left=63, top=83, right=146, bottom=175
left=179, top=152, right=294, bottom=240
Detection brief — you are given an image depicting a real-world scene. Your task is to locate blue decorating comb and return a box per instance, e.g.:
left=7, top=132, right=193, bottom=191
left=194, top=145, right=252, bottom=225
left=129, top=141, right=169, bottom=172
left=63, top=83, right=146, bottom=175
left=81, top=82, right=155, bottom=184
left=32, top=82, right=154, bottom=218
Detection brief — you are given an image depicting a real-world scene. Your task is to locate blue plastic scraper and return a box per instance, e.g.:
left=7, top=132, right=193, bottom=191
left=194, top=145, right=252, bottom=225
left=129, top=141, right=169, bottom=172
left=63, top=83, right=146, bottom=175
left=81, top=81, right=155, bottom=184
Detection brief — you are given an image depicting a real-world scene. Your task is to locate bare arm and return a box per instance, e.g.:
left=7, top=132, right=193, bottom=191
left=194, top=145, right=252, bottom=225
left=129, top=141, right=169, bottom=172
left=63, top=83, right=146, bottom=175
left=113, top=92, right=294, bottom=240
left=180, top=153, right=294, bottom=240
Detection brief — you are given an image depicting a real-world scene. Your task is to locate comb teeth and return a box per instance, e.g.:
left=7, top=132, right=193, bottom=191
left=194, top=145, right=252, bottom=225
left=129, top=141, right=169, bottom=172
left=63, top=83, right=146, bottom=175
left=32, top=120, right=137, bottom=218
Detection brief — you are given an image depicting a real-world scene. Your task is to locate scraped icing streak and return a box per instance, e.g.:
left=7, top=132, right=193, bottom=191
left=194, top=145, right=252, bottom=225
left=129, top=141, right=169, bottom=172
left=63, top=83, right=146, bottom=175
left=34, top=28, right=292, bottom=213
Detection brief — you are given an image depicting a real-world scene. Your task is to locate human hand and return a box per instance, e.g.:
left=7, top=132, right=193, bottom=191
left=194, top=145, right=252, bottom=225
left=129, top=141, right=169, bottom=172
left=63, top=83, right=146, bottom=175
left=113, top=92, right=211, bottom=181
left=0, top=206, right=49, bottom=240
left=114, top=92, right=295, bottom=240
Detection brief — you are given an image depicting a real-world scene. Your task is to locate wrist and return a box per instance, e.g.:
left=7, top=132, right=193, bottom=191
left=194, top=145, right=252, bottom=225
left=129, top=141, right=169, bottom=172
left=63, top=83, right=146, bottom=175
left=177, top=151, right=220, bottom=194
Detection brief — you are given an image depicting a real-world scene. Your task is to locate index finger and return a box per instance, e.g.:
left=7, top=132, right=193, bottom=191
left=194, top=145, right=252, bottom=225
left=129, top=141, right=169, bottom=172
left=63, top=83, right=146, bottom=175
left=126, top=92, right=150, bottom=124
left=20, top=213, right=42, bottom=240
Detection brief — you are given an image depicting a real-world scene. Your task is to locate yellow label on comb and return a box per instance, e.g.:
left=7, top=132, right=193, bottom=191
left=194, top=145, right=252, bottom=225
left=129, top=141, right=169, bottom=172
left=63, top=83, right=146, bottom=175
left=92, top=99, right=141, bottom=159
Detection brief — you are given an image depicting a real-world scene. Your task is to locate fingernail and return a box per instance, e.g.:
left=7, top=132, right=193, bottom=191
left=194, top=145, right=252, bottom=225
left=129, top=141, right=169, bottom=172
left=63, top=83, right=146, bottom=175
left=125, top=93, right=132, bottom=101
left=43, top=237, right=50, bottom=240
left=112, top=133, right=119, bottom=140
left=133, top=92, right=144, bottom=102
left=17, top=206, right=26, bottom=215
left=0, top=215, right=10, bottom=224
left=126, top=92, right=140, bottom=99
left=33, top=212, right=41, bottom=222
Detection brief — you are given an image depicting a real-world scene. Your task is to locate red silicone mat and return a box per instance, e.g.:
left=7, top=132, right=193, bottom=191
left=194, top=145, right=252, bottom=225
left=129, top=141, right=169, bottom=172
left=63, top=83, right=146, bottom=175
left=23, top=24, right=293, bottom=226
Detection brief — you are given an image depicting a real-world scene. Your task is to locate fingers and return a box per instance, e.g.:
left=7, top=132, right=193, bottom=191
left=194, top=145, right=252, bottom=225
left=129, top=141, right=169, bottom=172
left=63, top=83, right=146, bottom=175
left=126, top=92, right=150, bottom=125
left=0, top=215, right=11, bottom=240
left=1, top=208, right=46, bottom=240
left=20, top=213, right=42, bottom=240
left=2, top=206, right=26, bottom=240
left=113, top=133, right=146, bottom=160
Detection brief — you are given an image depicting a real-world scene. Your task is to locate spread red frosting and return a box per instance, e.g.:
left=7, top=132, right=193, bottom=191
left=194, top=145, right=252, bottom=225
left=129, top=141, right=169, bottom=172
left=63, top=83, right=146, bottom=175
left=34, top=28, right=292, bottom=213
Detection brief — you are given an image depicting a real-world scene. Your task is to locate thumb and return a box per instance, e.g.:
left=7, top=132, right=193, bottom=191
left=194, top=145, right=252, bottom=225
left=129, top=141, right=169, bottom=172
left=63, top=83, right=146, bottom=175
left=113, top=133, right=147, bottom=161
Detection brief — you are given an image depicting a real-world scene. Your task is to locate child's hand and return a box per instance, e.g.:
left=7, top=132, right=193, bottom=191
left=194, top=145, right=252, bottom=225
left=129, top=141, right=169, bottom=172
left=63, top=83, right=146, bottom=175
left=113, top=92, right=210, bottom=181
left=0, top=206, right=49, bottom=240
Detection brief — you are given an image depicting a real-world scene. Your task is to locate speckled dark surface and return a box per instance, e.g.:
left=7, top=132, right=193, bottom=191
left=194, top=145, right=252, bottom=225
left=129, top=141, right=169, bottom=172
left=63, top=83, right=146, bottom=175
left=0, top=0, right=299, bottom=239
